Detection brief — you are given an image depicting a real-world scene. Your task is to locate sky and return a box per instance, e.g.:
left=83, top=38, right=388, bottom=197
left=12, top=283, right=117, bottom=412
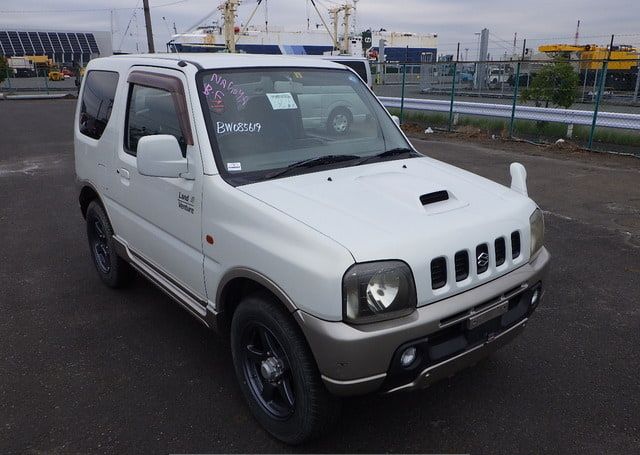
left=1, top=0, right=639, bottom=58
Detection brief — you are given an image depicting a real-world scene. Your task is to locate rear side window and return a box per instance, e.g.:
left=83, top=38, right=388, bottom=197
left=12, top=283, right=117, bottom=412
left=335, top=61, right=369, bottom=85
left=79, top=70, right=119, bottom=140
left=125, top=84, right=187, bottom=156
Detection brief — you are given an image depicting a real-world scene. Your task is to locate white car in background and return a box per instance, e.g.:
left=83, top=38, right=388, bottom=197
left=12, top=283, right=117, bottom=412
left=295, top=55, right=373, bottom=135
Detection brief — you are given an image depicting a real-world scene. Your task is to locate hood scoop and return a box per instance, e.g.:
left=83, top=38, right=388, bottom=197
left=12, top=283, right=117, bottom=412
left=420, top=190, right=449, bottom=206
left=419, top=189, right=468, bottom=215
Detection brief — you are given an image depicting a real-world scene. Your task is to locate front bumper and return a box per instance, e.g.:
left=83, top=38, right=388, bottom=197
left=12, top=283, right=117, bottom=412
left=295, top=247, right=549, bottom=396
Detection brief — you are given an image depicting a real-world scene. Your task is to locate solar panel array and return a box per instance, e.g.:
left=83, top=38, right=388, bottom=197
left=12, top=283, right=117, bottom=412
left=0, top=30, right=100, bottom=62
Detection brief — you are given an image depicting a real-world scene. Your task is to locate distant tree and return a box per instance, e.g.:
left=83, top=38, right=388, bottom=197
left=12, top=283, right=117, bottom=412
left=521, top=61, right=579, bottom=108
left=0, top=56, right=9, bottom=83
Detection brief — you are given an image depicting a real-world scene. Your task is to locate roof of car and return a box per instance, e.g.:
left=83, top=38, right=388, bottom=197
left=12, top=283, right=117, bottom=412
left=105, top=53, right=347, bottom=70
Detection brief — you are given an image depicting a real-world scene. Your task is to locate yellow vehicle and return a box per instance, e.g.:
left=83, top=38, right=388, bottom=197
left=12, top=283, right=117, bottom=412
left=538, top=44, right=638, bottom=71
left=538, top=43, right=639, bottom=90
left=48, top=70, right=65, bottom=81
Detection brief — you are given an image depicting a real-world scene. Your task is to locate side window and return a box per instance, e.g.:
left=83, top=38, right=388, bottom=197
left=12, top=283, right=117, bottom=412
left=336, top=61, right=368, bottom=84
left=125, top=84, right=187, bottom=156
left=79, top=70, right=119, bottom=140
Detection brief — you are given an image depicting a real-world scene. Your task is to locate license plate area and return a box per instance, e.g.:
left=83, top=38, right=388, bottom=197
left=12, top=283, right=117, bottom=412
left=467, top=300, right=508, bottom=329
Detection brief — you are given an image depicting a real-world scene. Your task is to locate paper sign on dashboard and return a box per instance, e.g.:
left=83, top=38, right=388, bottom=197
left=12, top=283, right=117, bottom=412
left=266, top=92, right=298, bottom=110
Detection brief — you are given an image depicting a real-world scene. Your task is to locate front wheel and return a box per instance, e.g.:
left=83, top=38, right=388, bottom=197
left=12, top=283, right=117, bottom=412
left=230, top=293, right=340, bottom=444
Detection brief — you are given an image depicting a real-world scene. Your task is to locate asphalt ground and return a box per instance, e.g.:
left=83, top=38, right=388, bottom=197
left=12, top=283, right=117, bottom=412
left=1, top=99, right=639, bottom=454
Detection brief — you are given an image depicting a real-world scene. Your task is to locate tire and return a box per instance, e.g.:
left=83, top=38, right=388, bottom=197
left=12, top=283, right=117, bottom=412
left=326, top=107, right=352, bottom=135
left=230, top=293, right=340, bottom=444
left=85, top=200, right=135, bottom=288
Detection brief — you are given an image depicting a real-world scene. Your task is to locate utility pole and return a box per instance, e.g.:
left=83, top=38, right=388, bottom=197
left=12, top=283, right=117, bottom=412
left=142, top=0, right=155, bottom=53
left=329, top=7, right=340, bottom=51
left=476, top=28, right=489, bottom=90
left=221, top=0, right=240, bottom=52
left=352, top=0, right=359, bottom=36
left=110, top=9, right=115, bottom=52
left=341, top=4, right=352, bottom=54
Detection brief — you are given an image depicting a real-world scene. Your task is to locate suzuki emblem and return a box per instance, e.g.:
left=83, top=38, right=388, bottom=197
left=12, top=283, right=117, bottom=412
left=477, top=252, right=489, bottom=268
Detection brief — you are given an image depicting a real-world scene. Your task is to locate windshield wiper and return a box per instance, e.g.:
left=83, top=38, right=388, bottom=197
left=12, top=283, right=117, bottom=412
left=356, top=147, right=420, bottom=165
left=264, top=154, right=361, bottom=179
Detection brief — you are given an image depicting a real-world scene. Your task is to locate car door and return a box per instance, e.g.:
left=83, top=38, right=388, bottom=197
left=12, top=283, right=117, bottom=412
left=108, top=66, right=207, bottom=307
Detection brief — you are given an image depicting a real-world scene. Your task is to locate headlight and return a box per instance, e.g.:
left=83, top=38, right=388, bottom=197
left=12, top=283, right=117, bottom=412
left=343, top=261, right=417, bottom=324
left=530, top=208, right=545, bottom=257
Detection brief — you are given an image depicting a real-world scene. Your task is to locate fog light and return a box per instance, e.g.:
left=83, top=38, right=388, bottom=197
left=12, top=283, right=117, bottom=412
left=531, top=287, right=540, bottom=307
left=400, top=347, right=417, bottom=368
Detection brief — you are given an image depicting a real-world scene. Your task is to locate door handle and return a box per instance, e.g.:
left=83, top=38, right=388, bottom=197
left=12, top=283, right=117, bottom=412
left=116, top=168, right=130, bottom=180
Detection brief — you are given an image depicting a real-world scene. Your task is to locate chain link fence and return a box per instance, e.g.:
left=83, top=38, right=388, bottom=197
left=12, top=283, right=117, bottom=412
left=0, top=66, right=79, bottom=96
left=373, top=57, right=640, bottom=156
left=2, top=55, right=639, bottom=154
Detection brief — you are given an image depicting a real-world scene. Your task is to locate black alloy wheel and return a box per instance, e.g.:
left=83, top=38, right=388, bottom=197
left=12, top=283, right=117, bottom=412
left=240, top=322, right=296, bottom=419
left=85, top=201, right=135, bottom=288
left=89, top=217, right=111, bottom=274
left=230, top=293, right=340, bottom=444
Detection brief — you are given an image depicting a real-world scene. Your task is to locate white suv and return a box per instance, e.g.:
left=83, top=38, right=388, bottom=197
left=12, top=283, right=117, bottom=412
left=74, top=53, right=549, bottom=444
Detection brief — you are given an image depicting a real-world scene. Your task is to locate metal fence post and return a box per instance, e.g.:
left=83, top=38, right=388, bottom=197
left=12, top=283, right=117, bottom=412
left=400, top=61, right=407, bottom=124
left=509, top=62, right=521, bottom=138
left=588, top=60, right=607, bottom=149
left=588, top=35, right=614, bottom=149
left=44, top=68, right=50, bottom=94
left=633, top=60, right=640, bottom=103
left=581, top=67, right=588, bottom=102
left=448, top=61, right=458, bottom=131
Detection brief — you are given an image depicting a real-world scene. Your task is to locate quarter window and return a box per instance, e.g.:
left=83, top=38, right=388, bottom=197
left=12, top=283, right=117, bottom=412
left=125, top=84, right=187, bottom=156
left=79, top=70, right=119, bottom=140
left=335, top=61, right=368, bottom=85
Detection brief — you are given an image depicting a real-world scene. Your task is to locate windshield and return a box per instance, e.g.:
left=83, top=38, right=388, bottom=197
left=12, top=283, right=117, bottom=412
left=197, top=67, right=413, bottom=185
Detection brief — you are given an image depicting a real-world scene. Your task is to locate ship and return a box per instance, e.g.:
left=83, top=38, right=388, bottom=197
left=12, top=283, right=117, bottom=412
left=166, top=1, right=438, bottom=64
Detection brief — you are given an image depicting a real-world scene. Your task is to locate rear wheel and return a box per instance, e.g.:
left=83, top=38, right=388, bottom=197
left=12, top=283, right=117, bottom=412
left=230, top=293, right=340, bottom=444
left=85, top=201, right=135, bottom=288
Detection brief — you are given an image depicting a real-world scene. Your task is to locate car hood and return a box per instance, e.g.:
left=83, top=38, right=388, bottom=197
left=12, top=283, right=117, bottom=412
left=241, top=156, right=534, bottom=257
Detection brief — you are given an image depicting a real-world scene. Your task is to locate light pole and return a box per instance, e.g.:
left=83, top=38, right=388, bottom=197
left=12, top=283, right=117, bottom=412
left=142, top=0, right=155, bottom=53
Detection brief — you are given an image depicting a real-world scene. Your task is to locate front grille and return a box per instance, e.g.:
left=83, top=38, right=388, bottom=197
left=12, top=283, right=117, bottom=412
left=511, top=231, right=521, bottom=258
left=476, top=244, right=489, bottom=274
left=454, top=250, right=469, bottom=281
left=430, top=257, right=447, bottom=289
left=427, top=230, right=522, bottom=296
left=495, top=237, right=506, bottom=266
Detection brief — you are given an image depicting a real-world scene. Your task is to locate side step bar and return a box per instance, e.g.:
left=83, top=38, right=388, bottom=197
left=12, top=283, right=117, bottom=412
left=112, top=235, right=218, bottom=330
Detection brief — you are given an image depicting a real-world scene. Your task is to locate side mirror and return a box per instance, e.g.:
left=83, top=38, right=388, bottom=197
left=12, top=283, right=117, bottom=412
left=391, top=115, right=400, bottom=126
left=136, top=135, right=188, bottom=178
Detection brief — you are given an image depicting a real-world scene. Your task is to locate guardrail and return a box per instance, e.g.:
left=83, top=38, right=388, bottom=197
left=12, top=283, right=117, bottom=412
left=379, top=97, right=640, bottom=130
